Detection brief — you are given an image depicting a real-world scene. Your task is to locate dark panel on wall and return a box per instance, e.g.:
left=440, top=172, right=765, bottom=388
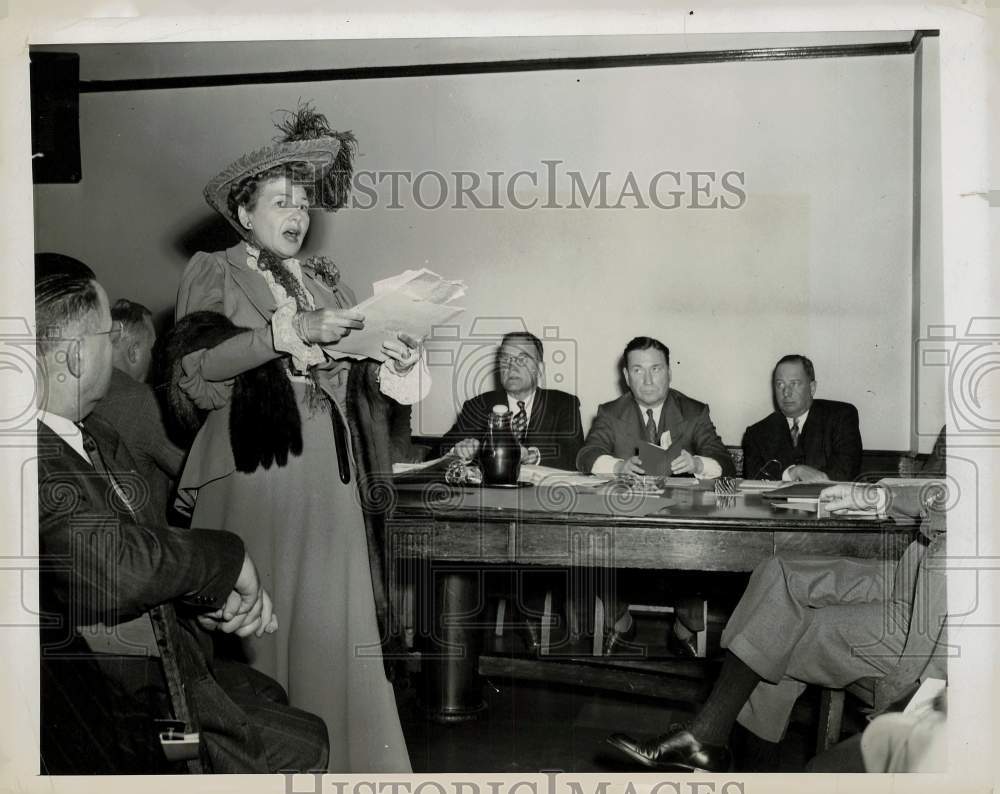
left=30, top=52, right=81, bottom=183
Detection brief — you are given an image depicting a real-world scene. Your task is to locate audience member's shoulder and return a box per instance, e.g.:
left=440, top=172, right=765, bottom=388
left=96, top=368, right=151, bottom=408
left=813, top=398, right=859, bottom=417
left=668, top=388, right=710, bottom=412
left=745, top=410, right=781, bottom=434
left=464, top=391, right=497, bottom=410
left=596, top=393, right=632, bottom=414
left=84, top=411, right=126, bottom=446
left=541, top=388, right=580, bottom=406
left=180, top=248, right=229, bottom=281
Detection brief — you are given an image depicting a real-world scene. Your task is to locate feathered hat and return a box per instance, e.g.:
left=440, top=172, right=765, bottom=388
left=203, top=102, right=357, bottom=238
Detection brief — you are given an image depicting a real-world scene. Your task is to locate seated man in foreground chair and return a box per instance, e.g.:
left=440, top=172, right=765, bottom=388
left=606, top=475, right=948, bottom=772
left=36, top=253, right=328, bottom=773
left=742, top=354, right=862, bottom=482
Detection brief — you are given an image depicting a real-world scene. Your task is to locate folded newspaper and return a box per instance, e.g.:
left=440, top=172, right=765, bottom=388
left=324, top=268, right=466, bottom=360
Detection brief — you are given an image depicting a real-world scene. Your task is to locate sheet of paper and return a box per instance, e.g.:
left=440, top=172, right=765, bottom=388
left=324, top=291, right=464, bottom=360
left=327, top=268, right=466, bottom=361
left=517, top=464, right=612, bottom=488
left=372, top=268, right=467, bottom=304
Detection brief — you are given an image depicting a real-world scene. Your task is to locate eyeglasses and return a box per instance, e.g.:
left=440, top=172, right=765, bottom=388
left=85, top=321, right=124, bottom=343
left=498, top=353, right=538, bottom=368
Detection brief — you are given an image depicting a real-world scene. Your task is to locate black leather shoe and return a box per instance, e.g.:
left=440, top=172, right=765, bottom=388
left=603, top=620, right=637, bottom=656
left=666, top=625, right=698, bottom=658
left=606, top=730, right=732, bottom=772
left=520, top=619, right=542, bottom=654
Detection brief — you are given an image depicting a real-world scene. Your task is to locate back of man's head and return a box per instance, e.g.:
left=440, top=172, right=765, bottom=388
left=35, top=253, right=111, bottom=421
left=35, top=253, right=100, bottom=357
left=110, top=298, right=155, bottom=382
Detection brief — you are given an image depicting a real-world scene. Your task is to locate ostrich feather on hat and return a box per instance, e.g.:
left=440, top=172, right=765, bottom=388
left=203, top=102, right=357, bottom=238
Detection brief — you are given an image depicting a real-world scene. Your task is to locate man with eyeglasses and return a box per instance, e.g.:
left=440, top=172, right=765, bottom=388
left=91, top=299, right=185, bottom=523
left=439, top=330, right=585, bottom=654
left=440, top=330, right=584, bottom=471
left=741, top=354, right=862, bottom=483
left=34, top=253, right=328, bottom=773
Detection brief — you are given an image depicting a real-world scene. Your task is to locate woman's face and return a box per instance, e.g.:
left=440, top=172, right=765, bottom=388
left=238, top=175, right=311, bottom=259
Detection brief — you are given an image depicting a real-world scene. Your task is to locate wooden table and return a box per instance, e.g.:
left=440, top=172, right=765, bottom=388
left=386, top=479, right=915, bottom=720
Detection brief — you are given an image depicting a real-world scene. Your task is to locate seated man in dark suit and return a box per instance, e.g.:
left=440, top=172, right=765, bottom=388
left=742, top=354, right=862, bottom=482
left=577, top=336, right=735, bottom=479
left=577, top=336, right=735, bottom=654
left=440, top=331, right=584, bottom=651
left=441, top=330, right=584, bottom=470
left=90, top=298, right=185, bottom=523
left=35, top=253, right=327, bottom=773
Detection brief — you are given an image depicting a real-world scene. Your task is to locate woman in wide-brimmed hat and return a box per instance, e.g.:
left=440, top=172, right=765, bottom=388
left=170, top=104, right=424, bottom=773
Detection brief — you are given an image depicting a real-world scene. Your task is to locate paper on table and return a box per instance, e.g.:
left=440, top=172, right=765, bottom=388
left=517, top=464, right=611, bottom=488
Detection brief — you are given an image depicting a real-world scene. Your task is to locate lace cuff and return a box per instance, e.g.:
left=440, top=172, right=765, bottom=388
left=272, top=301, right=324, bottom=372
left=179, top=349, right=235, bottom=410
left=378, top=356, right=431, bottom=405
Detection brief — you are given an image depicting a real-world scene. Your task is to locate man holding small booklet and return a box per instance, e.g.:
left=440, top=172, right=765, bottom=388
left=576, top=336, right=735, bottom=479
left=576, top=336, right=736, bottom=656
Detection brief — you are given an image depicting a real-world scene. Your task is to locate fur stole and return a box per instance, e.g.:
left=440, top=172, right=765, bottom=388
left=160, top=310, right=302, bottom=472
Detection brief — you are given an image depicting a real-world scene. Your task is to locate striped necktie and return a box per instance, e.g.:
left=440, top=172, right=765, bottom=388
left=645, top=409, right=658, bottom=444
left=513, top=400, right=528, bottom=442
left=790, top=417, right=800, bottom=447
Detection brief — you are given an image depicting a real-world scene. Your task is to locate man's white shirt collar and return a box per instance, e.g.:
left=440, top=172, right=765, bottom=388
left=507, top=390, right=537, bottom=422
left=636, top=399, right=665, bottom=429
left=787, top=409, right=810, bottom=431
left=38, top=410, right=89, bottom=462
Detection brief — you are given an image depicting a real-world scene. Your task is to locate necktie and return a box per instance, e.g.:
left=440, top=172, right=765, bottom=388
left=790, top=417, right=800, bottom=447
left=79, top=424, right=136, bottom=520
left=513, top=400, right=528, bottom=442
left=645, top=409, right=658, bottom=444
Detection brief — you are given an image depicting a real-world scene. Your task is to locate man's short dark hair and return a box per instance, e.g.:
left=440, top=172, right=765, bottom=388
left=622, top=336, right=670, bottom=365
left=774, top=354, right=816, bottom=382
left=35, top=253, right=100, bottom=356
left=500, top=331, right=543, bottom=362
left=110, top=299, right=153, bottom=337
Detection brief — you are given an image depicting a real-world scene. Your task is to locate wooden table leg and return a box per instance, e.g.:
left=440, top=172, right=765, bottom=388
left=423, top=568, right=486, bottom=722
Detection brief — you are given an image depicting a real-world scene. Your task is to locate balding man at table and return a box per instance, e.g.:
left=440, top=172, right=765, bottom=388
left=741, top=354, right=862, bottom=483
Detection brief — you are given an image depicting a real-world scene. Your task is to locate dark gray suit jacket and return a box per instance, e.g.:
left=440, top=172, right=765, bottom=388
left=576, top=389, right=735, bottom=476
left=741, top=398, right=862, bottom=481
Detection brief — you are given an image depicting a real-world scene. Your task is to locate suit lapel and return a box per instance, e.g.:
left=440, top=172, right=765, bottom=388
left=771, top=411, right=794, bottom=450
left=630, top=399, right=648, bottom=438
left=527, top=389, right=547, bottom=432
left=662, top=391, right=685, bottom=437
left=800, top=401, right=822, bottom=457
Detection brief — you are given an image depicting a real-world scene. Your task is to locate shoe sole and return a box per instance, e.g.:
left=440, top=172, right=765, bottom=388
left=605, top=736, right=711, bottom=773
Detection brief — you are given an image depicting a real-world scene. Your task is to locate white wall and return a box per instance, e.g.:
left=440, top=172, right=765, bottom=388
left=32, top=37, right=915, bottom=448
